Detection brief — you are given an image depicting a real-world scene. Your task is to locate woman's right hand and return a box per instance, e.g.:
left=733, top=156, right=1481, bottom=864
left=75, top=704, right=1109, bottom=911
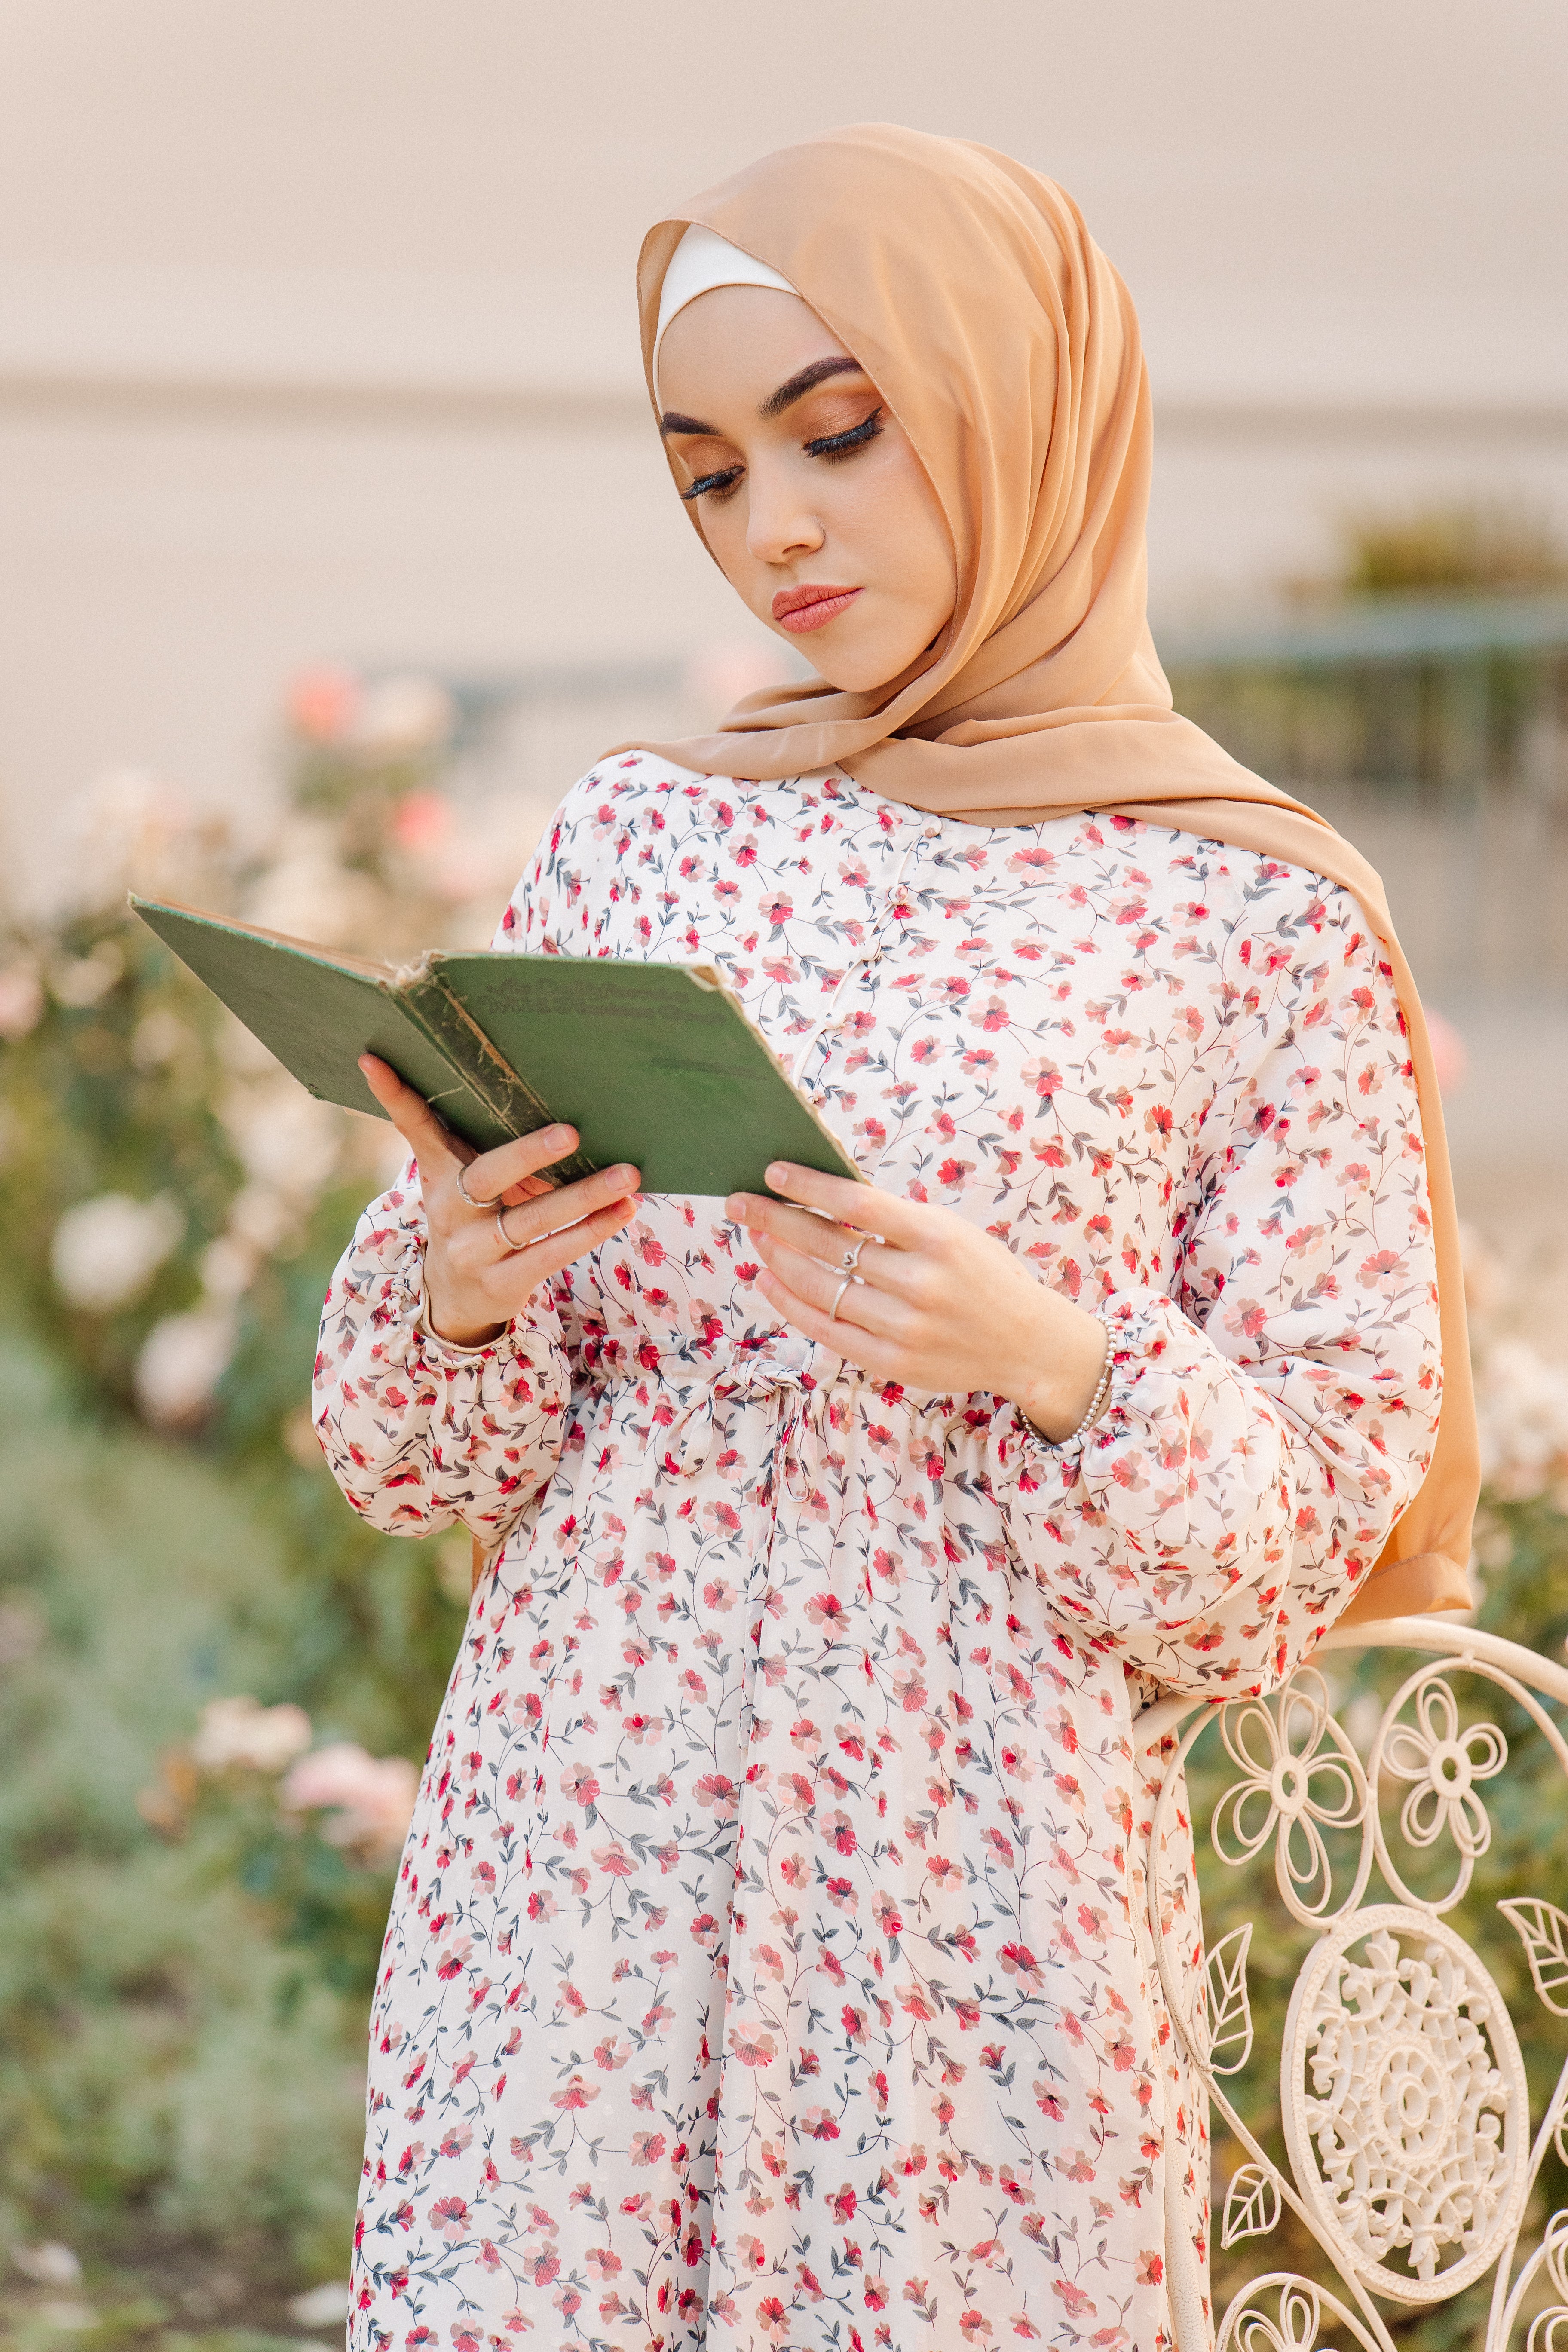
left=358, top=1054, right=641, bottom=1348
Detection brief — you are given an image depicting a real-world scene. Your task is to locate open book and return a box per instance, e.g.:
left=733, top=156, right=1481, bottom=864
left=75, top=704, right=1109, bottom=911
left=131, top=896, right=863, bottom=1196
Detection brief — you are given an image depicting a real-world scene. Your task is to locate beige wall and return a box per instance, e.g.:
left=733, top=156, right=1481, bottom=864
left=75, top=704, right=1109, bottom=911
left=1, top=0, right=1566, bottom=903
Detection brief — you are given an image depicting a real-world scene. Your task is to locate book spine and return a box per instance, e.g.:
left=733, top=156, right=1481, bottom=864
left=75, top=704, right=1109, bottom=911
left=399, top=974, right=598, bottom=1183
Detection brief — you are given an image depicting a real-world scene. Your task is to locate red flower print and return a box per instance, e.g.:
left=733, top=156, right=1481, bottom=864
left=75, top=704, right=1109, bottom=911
left=428, top=2194, right=469, bottom=2244
left=731, top=2025, right=776, bottom=2067
left=1053, top=2278, right=1098, bottom=2316
left=325, top=772, right=1438, bottom=2346
left=550, top=2074, right=597, bottom=2110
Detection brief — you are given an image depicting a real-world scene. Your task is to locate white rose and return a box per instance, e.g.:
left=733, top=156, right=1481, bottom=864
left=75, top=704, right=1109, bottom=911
left=192, top=1694, right=313, bottom=1773
left=134, top=1307, right=236, bottom=1426
left=0, top=962, right=44, bottom=1040
left=281, top=1743, right=420, bottom=1859
left=221, top=1078, right=341, bottom=1200
left=50, top=1193, right=184, bottom=1311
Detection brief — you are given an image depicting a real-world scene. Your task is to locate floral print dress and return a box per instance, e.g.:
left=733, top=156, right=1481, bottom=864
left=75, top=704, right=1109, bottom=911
left=315, top=755, right=1442, bottom=2352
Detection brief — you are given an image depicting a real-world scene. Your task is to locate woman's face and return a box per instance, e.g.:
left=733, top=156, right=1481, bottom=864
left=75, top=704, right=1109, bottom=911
left=657, top=286, right=956, bottom=695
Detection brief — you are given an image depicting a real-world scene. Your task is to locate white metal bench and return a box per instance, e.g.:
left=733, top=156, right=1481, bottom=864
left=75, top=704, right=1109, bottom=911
left=1139, top=1617, right=1568, bottom=2352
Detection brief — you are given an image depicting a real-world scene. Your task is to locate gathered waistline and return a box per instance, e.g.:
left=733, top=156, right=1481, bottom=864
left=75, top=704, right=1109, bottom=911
left=571, top=1344, right=987, bottom=1482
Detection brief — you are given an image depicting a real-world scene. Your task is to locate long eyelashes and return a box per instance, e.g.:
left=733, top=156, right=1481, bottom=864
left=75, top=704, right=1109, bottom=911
left=679, top=466, right=743, bottom=504
left=804, top=406, right=885, bottom=461
left=678, top=405, right=886, bottom=504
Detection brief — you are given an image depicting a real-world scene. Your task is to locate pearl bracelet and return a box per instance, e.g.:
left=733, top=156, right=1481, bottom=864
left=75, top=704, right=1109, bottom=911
left=1057, top=1324, right=1114, bottom=1449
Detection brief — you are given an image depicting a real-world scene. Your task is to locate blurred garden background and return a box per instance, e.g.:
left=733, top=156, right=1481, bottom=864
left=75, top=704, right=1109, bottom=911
left=1, top=2, right=1566, bottom=2344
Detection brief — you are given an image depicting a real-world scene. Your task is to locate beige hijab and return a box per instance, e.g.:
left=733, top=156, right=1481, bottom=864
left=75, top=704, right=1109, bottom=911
left=627, top=122, right=1476, bottom=1618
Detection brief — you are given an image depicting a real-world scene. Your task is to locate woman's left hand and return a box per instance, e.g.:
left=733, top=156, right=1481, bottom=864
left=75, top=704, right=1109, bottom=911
left=726, top=1162, right=1110, bottom=1443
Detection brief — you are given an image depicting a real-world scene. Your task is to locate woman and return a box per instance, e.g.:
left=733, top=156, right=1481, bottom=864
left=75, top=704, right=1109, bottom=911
left=317, top=125, right=1476, bottom=2352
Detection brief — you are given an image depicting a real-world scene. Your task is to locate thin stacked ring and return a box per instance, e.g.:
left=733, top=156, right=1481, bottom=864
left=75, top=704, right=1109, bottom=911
left=455, top=1163, right=490, bottom=1211
left=828, top=1233, right=871, bottom=1323
left=456, top=1161, right=524, bottom=1253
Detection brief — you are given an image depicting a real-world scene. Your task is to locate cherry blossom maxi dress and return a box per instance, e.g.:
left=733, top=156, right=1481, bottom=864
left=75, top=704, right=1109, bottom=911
left=316, top=753, right=1442, bottom=2352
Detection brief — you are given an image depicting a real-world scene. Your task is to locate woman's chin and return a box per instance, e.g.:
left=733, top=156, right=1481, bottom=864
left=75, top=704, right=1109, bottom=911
left=805, top=637, right=918, bottom=697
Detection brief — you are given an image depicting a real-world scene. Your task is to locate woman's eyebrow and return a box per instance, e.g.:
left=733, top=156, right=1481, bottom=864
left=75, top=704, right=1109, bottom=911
left=658, top=356, right=867, bottom=439
left=760, top=355, right=866, bottom=419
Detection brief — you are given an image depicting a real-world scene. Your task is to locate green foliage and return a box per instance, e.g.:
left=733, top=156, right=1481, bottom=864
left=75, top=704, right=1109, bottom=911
left=0, top=907, right=242, bottom=1417
left=1341, top=505, right=1568, bottom=601
left=0, top=710, right=493, bottom=2334
left=0, top=1336, right=413, bottom=2328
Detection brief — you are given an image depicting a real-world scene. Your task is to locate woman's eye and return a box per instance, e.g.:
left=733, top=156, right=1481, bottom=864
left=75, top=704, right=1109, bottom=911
left=680, top=465, right=744, bottom=505
left=804, top=406, right=885, bottom=462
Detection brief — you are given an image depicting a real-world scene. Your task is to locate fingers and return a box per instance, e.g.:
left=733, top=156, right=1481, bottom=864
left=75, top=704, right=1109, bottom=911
left=435, top=1160, right=638, bottom=1298
left=756, top=1234, right=909, bottom=1341
left=424, top=1170, right=640, bottom=1343
left=359, top=1053, right=467, bottom=1170
left=358, top=1059, right=608, bottom=1214
left=464, top=1122, right=589, bottom=1204
left=731, top=1194, right=897, bottom=1289
left=492, top=1162, right=640, bottom=1249
left=484, top=1192, right=640, bottom=1311
left=761, top=1163, right=925, bottom=1246
left=752, top=1263, right=905, bottom=1382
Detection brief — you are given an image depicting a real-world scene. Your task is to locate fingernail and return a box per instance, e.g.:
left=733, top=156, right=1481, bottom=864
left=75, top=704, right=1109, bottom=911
left=609, top=1166, right=638, bottom=1187
left=766, top=1163, right=789, bottom=1187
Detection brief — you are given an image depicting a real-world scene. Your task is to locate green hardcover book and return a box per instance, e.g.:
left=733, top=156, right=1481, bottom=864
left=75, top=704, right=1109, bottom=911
left=130, top=895, right=864, bottom=1197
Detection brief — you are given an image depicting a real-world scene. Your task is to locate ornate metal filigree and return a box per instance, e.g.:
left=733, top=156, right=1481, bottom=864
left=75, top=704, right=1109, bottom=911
left=1215, top=2272, right=1383, bottom=2352
left=1195, top=1923, right=1256, bottom=2076
left=1210, top=1668, right=1372, bottom=1924
left=1370, top=1668, right=1507, bottom=1912
left=1143, top=1623, right=1568, bottom=2352
left=1282, top=1905, right=1528, bottom=2302
left=1500, top=1901, right=1568, bottom=2018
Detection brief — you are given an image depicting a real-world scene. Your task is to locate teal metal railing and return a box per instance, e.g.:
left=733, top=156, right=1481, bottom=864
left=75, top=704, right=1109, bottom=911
left=1160, top=597, right=1568, bottom=994
left=1161, top=595, right=1568, bottom=796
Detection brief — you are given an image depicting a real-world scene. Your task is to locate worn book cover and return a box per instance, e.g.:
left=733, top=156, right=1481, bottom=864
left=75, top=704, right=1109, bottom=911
left=131, top=895, right=863, bottom=1197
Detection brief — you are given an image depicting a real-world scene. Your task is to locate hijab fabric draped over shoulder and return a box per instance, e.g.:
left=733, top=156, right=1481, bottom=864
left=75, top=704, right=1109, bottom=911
left=624, top=122, right=1478, bottom=1615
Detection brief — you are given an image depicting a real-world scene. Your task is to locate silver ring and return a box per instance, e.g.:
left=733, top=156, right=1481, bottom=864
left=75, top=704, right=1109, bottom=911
left=839, top=1238, right=866, bottom=1274
left=456, top=1161, right=493, bottom=1211
left=495, top=1199, right=524, bottom=1253
left=827, top=1274, right=854, bottom=1323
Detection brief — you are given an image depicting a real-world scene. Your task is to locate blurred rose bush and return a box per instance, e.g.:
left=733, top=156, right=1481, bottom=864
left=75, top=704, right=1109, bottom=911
left=0, top=676, right=528, bottom=2331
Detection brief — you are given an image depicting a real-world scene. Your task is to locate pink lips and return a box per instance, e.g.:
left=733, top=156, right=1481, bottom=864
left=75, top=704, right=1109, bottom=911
left=771, top=583, right=862, bottom=634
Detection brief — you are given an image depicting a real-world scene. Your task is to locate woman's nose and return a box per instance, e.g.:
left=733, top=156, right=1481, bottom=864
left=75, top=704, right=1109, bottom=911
left=744, top=459, right=824, bottom=567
